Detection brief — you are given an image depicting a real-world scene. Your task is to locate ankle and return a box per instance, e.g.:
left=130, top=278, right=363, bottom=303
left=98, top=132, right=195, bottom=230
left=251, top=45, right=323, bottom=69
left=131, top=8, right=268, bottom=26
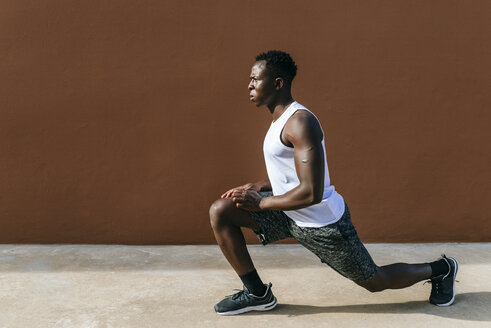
left=429, top=259, right=449, bottom=278
left=239, top=269, right=267, bottom=296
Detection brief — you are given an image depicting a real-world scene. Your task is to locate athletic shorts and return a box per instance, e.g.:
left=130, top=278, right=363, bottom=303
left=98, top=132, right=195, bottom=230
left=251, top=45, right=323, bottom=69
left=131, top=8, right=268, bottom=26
left=249, top=192, right=377, bottom=283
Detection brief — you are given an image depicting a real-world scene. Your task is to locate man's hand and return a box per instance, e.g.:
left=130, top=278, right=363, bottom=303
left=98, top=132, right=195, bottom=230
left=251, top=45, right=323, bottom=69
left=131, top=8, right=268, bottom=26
left=221, top=183, right=260, bottom=199
left=230, top=189, right=263, bottom=212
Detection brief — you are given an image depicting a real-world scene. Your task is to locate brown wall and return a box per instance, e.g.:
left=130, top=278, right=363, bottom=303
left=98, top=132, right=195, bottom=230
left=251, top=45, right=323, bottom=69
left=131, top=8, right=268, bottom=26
left=1, top=0, right=490, bottom=244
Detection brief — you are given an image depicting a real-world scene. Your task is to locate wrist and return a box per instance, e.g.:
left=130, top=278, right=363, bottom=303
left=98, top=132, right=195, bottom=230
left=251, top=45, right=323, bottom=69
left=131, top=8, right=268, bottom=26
left=258, top=196, right=267, bottom=210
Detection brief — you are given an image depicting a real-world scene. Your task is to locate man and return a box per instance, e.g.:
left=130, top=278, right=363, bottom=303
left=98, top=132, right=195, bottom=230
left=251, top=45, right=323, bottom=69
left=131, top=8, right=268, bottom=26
left=209, top=50, right=458, bottom=315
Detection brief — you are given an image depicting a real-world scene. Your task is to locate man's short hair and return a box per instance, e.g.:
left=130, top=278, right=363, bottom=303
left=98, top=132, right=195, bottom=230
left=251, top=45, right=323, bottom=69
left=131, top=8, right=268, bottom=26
left=255, top=50, right=297, bottom=84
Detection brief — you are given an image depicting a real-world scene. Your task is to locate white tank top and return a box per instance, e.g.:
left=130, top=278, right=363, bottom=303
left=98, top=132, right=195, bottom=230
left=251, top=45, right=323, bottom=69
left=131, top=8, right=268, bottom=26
left=263, top=101, right=345, bottom=227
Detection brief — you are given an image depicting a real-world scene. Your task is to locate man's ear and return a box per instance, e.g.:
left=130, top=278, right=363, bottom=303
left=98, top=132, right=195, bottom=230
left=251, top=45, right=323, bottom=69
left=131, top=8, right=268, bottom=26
left=274, top=77, right=284, bottom=91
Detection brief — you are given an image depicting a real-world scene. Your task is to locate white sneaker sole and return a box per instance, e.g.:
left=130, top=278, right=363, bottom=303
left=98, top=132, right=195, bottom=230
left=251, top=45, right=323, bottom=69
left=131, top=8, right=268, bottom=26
left=216, top=297, right=278, bottom=316
left=435, top=257, right=458, bottom=307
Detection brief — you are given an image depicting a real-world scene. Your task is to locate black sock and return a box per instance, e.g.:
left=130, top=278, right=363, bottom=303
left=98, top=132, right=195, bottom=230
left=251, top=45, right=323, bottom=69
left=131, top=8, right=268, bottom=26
left=429, top=259, right=449, bottom=278
left=239, top=269, right=267, bottom=296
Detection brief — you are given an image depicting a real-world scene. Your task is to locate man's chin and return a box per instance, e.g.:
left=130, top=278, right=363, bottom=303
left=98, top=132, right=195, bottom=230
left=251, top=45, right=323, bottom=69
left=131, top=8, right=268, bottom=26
left=250, top=100, right=264, bottom=107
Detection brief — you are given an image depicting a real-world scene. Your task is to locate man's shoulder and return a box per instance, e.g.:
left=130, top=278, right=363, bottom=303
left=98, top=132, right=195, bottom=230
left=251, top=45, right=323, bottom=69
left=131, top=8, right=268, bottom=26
left=287, top=108, right=319, bottom=129
left=282, top=107, right=323, bottom=143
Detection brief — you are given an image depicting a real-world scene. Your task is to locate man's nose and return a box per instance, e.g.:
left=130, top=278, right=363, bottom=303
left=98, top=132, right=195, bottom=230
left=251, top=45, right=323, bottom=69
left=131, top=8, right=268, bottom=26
left=248, top=82, right=254, bottom=90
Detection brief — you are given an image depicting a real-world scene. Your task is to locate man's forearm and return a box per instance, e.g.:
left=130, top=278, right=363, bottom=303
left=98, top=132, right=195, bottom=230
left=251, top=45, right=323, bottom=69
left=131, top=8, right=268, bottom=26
left=259, top=184, right=320, bottom=211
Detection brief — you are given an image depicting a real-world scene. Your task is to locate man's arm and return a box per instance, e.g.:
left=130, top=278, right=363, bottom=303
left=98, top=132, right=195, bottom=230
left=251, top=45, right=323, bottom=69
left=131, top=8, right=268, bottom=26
left=232, top=110, right=325, bottom=211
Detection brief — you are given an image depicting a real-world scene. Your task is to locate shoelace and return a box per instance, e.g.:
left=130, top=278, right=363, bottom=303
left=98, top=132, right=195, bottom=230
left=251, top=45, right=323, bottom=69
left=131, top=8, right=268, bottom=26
left=226, top=289, right=249, bottom=301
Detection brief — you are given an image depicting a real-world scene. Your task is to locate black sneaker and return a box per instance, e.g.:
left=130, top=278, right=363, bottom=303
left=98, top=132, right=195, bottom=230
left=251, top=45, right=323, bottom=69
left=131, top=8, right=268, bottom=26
left=214, top=283, right=277, bottom=315
left=429, top=254, right=458, bottom=306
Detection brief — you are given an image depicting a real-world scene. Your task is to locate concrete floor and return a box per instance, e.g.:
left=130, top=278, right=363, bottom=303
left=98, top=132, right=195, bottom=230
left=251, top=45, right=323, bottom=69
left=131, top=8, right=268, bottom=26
left=0, top=243, right=490, bottom=328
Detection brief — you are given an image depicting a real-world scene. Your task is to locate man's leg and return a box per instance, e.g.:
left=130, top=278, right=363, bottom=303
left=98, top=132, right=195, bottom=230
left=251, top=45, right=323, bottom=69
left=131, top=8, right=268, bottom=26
left=209, top=198, right=260, bottom=276
left=356, top=263, right=431, bottom=292
left=290, top=201, right=458, bottom=305
left=209, top=198, right=278, bottom=315
left=356, top=256, right=458, bottom=306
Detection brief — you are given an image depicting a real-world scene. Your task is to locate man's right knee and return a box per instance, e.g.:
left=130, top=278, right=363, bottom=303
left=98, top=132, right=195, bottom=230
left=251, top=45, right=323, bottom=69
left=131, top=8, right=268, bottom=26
left=209, top=198, right=235, bottom=230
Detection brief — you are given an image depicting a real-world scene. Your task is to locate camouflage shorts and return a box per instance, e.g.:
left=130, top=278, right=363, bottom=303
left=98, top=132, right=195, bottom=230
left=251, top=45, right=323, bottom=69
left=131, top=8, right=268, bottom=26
left=249, top=192, right=377, bottom=282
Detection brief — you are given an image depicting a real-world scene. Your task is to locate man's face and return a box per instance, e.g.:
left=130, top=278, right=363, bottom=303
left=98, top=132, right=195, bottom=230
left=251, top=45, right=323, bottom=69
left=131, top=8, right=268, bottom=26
left=248, top=60, right=275, bottom=107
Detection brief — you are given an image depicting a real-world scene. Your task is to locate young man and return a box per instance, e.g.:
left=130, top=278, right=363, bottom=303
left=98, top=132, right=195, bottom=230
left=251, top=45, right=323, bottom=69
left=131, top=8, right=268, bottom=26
left=209, top=50, right=458, bottom=315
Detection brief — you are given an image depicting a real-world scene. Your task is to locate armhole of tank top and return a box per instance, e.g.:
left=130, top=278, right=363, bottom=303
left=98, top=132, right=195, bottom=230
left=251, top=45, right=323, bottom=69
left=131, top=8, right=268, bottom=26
left=279, top=109, right=324, bottom=147
left=279, top=109, right=300, bottom=148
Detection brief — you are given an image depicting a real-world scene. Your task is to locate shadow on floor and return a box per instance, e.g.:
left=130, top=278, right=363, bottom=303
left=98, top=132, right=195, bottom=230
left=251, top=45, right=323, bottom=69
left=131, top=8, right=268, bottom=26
left=243, top=292, right=491, bottom=321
